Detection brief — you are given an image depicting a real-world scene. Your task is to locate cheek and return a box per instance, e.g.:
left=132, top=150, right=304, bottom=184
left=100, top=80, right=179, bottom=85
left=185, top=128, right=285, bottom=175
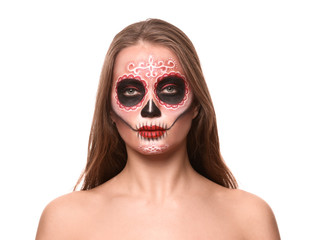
left=112, top=105, right=142, bottom=128
left=111, top=91, right=143, bottom=130
left=162, top=108, right=184, bottom=119
left=114, top=119, right=132, bottom=138
left=159, top=92, right=193, bottom=119
left=162, top=110, right=194, bottom=147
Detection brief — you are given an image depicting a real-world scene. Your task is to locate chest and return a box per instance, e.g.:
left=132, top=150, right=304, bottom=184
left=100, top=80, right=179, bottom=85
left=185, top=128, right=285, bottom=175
left=78, top=202, right=243, bottom=240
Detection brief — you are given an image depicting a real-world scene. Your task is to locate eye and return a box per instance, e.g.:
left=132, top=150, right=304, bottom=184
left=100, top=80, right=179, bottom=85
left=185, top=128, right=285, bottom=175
left=123, top=86, right=141, bottom=96
left=156, top=76, right=186, bottom=105
left=116, top=79, right=146, bottom=107
left=161, top=84, right=177, bottom=94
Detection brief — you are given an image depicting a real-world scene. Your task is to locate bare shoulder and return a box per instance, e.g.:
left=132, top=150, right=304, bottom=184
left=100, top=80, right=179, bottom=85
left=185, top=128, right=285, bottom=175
left=35, top=189, right=101, bottom=240
left=222, top=188, right=281, bottom=239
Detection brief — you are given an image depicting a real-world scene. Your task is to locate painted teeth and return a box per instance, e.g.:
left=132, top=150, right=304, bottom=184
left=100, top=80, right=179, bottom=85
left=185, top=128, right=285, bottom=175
left=137, top=130, right=166, bottom=141
left=135, top=122, right=168, bottom=141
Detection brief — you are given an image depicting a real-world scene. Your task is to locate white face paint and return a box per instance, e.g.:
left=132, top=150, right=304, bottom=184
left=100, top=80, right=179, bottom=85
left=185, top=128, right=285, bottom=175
left=111, top=43, right=195, bottom=155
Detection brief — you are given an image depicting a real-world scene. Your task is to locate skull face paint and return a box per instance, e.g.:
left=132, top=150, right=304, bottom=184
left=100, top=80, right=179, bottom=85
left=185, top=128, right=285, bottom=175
left=111, top=44, right=195, bottom=154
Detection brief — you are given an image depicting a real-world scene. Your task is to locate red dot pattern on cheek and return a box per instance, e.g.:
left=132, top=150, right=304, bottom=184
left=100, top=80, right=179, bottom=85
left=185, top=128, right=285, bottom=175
left=115, top=74, right=148, bottom=111
left=154, top=72, right=189, bottom=109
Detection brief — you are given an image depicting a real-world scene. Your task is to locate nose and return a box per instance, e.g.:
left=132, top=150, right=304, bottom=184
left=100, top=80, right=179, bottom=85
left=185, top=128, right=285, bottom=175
left=141, top=99, right=161, bottom=118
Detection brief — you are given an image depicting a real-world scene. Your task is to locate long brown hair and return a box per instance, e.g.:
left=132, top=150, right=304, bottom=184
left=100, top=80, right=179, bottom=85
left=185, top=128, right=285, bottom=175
left=75, top=19, right=237, bottom=190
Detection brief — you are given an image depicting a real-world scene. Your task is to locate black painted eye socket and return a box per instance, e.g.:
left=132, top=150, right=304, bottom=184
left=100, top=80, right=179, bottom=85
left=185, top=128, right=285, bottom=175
left=117, top=79, right=145, bottom=107
left=156, top=76, right=186, bottom=105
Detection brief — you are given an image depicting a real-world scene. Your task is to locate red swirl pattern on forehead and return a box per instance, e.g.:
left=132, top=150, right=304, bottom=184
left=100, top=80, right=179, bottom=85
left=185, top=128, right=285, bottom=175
left=115, top=74, right=147, bottom=111
left=127, top=56, right=176, bottom=78
left=154, top=72, right=189, bottom=109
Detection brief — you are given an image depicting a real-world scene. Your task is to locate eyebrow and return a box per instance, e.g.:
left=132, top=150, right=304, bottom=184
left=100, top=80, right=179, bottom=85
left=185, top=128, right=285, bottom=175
left=116, top=78, right=144, bottom=86
left=116, top=74, right=143, bottom=83
left=156, top=75, right=185, bottom=88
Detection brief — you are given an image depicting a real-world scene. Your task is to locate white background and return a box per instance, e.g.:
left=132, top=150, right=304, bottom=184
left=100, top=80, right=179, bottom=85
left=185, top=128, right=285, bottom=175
left=0, top=0, right=314, bottom=239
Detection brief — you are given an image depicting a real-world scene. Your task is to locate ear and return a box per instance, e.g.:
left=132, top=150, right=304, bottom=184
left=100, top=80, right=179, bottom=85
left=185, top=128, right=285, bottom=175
left=110, top=110, right=116, bottom=124
left=192, top=105, right=200, bottom=119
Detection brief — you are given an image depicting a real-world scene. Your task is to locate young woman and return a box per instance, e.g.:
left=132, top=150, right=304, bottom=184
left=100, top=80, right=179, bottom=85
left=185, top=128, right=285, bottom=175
left=36, top=19, right=280, bottom=239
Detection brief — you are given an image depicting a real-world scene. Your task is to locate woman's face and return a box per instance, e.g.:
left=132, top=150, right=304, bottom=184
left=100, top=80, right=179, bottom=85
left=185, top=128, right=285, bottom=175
left=111, top=43, right=196, bottom=155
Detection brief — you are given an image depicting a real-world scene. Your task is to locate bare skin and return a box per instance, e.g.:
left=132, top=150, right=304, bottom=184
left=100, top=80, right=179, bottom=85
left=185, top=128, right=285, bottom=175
left=36, top=144, right=280, bottom=239
left=36, top=43, right=280, bottom=239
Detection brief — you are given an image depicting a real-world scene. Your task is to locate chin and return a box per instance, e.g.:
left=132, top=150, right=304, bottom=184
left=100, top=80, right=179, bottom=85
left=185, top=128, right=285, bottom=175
left=137, top=143, right=170, bottom=155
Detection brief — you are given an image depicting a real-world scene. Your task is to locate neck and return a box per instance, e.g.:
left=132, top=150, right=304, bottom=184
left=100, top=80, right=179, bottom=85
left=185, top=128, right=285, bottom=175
left=115, top=142, right=198, bottom=202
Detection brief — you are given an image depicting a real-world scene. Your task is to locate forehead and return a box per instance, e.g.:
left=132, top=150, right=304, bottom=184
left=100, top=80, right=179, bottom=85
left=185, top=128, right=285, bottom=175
left=113, top=43, right=184, bottom=79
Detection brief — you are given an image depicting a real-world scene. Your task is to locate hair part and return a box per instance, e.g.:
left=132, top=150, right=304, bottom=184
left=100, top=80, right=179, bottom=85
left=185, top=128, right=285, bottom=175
left=74, top=18, right=237, bottom=190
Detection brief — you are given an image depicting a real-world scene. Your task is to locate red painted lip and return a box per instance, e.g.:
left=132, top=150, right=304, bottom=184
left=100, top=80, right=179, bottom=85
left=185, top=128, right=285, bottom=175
left=138, top=125, right=166, bottom=138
